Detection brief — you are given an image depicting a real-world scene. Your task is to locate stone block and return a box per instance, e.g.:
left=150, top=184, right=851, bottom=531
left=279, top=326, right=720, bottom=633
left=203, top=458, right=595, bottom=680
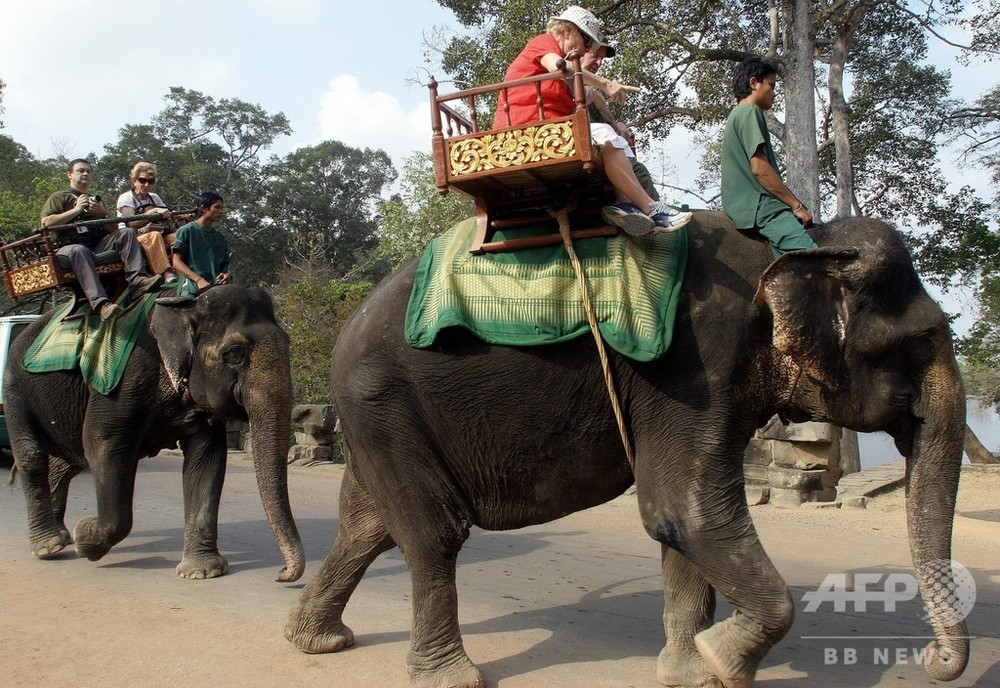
left=287, top=445, right=334, bottom=465
left=768, top=486, right=808, bottom=509
left=743, top=438, right=773, bottom=466
left=767, top=464, right=826, bottom=491
left=291, top=404, right=337, bottom=445
left=821, top=466, right=844, bottom=489
left=294, top=432, right=321, bottom=446
left=758, top=419, right=837, bottom=443
left=842, top=495, right=869, bottom=509
left=770, top=441, right=837, bottom=470
left=806, top=486, right=837, bottom=503
left=744, top=464, right=770, bottom=483
left=745, top=485, right=770, bottom=506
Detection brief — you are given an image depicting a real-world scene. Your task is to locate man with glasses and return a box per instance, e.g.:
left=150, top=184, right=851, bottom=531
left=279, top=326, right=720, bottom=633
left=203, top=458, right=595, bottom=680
left=721, top=57, right=816, bottom=257
left=41, top=158, right=161, bottom=321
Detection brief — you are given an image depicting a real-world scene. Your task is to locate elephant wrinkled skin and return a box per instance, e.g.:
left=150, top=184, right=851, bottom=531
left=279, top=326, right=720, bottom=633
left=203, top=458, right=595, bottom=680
left=5, top=285, right=304, bottom=583
left=285, top=213, right=967, bottom=687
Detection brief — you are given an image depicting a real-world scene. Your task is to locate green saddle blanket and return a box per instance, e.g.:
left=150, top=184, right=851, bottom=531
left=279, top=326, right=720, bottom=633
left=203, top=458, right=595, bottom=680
left=22, top=286, right=171, bottom=394
left=404, top=217, right=687, bottom=361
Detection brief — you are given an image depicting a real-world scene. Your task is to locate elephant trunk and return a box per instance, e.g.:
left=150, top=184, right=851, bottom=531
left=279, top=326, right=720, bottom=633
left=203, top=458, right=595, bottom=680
left=245, top=332, right=305, bottom=583
left=904, top=335, right=969, bottom=680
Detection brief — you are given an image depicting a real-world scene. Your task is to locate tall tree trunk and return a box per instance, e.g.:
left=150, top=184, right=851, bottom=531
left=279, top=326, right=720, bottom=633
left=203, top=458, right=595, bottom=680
left=829, top=29, right=854, bottom=219
left=828, top=2, right=873, bottom=219
left=965, top=423, right=1000, bottom=464
left=780, top=0, right=820, bottom=210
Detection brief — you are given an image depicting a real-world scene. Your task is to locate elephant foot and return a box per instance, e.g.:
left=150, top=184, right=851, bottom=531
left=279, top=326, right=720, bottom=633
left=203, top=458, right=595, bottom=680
left=176, top=552, right=229, bottom=579
left=73, top=516, right=112, bottom=561
left=694, top=617, right=768, bottom=688
left=31, top=530, right=72, bottom=559
left=407, top=653, right=484, bottom=688
left=658, top=641, right=722, bottom=687
left=284, top=614, right=355, bottom=654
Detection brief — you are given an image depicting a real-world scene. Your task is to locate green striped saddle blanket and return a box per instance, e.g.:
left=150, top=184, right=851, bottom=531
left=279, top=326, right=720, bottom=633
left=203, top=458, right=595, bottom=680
left=22, top=286, right=171, bottom=394
left=404, top=217, right=687, bottom=361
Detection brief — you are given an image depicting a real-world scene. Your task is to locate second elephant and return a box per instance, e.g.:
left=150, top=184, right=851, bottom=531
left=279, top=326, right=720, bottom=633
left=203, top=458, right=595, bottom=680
left=5, top=285, right=304, bottom=582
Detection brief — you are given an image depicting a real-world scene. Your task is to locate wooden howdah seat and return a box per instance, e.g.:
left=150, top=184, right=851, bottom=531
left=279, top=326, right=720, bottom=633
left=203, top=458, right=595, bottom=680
left=0, top=229, right=126, bottom=303
left=429, top=54, right=619, bottom=253
left=0, top=210, right=193, bottom=306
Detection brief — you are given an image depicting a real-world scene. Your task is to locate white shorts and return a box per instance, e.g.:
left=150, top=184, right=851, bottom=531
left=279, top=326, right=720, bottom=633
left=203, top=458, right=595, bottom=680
left=589, top=122, right=635, bottom=159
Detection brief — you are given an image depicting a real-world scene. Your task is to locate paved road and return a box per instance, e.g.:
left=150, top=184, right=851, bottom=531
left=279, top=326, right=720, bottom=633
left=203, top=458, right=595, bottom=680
left=1, top=452, right=996, bottom=687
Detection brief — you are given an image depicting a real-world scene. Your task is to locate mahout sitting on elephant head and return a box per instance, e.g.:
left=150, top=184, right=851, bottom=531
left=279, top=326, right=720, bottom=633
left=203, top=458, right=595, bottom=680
left=5, top=284, right=304, bottom=582
left=284, top=210, right=968, bottom=687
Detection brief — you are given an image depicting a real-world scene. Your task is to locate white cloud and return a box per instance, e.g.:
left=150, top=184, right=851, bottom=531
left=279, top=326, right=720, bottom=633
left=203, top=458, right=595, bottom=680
left=317, top=75, right=430, bottom=168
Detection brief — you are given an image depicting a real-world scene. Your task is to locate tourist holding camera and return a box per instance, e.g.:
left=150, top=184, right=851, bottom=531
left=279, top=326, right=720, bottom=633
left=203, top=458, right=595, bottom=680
left=40, top=158, right=161, bottom=321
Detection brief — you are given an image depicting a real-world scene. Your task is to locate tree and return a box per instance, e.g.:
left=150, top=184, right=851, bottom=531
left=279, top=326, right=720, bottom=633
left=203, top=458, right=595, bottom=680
left=0, top=135, right=63, bottom=240
left=260, top=140, right=396, bottom=278
left=271, top=273, right=372, bottom=404
left=99, top=87, right=294, bottom=286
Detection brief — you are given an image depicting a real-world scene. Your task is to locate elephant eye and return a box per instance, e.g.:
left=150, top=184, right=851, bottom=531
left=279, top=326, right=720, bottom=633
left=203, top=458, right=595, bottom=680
left=222, top=344, right=248, bottom=367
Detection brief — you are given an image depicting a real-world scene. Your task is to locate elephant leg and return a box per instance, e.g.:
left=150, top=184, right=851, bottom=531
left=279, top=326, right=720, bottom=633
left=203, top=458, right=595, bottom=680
left=48, top=457, right=83, bottom=545
left=658, top=546, right=721, bottom=688
left=16, top=446, right=71, bottom=558
left=285, top=463, right=395, bottom=653
left=686, top=511, right=792, bottom=687
left=640, top=464, right=792, bottom=688
left=74, top=447, right=139, bottom=561
left=175, top=427, right=229, bottom=579
left=403, top=539, right=483, bottom=688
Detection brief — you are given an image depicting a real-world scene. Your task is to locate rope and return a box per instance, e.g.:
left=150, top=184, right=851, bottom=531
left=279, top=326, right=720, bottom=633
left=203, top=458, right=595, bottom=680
left=551, top=207, right=636, bottom=471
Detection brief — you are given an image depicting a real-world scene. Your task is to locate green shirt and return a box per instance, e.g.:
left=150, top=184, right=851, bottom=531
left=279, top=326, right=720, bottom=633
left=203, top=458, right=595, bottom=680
left=721, top=103, right=783, bottom=229
left=39, top=188, right=105, bottom=248
left=172, top=221, right=230, bottom=297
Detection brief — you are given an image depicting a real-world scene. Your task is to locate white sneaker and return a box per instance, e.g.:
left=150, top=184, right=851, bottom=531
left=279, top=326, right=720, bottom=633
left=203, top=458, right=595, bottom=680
left=602, top=203, right=655, bottom=237
left=648, top=201, right=693, bottom=233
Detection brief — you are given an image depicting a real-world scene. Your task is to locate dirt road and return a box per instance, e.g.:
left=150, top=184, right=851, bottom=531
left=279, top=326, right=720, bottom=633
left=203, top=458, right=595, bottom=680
left=1, top=454, right=997, bottom=687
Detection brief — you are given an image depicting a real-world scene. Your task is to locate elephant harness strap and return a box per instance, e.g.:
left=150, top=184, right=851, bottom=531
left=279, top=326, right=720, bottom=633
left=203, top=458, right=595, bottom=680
left=550, top=204, right=636, bottom=470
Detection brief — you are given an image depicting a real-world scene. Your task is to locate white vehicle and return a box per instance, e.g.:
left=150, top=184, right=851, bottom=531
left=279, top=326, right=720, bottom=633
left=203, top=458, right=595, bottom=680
left=0, top=314, right=40, bottom=448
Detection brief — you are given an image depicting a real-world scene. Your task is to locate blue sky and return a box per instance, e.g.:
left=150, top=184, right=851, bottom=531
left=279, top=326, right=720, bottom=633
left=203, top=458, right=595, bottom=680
left=1, top=0, right=459, bottom=166
left=2, top=1, right=991, bottom=198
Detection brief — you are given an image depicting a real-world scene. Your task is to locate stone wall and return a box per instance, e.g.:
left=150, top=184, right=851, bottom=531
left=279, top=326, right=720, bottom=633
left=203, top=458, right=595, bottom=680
left=287, top=404, right=343, bottom=465
left=744, top=418, right=859, bottom=508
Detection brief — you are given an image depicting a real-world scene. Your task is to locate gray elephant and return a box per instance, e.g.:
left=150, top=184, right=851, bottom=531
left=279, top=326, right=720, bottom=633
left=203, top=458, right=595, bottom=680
left=284, top=213, right=967, bottom=687
left=5, top=285, right=304, bottom=582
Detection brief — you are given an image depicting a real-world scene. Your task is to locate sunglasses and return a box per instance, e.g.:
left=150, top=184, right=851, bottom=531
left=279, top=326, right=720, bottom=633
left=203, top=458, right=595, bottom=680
left=137, top=177, right=156, bottom=185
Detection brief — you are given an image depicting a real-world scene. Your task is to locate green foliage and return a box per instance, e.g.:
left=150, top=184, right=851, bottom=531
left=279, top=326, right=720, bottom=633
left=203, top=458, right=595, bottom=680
left=363, top=152, right=474, bottom=280
left=960, top=273, right=1000, bottom=414
left=98, top=87, right=294, bottom=287
left=0, top=137, right=64, bottom=240
left=272, top=274, right=372, bottom=404
left=261, top=141, right=397, bottom=278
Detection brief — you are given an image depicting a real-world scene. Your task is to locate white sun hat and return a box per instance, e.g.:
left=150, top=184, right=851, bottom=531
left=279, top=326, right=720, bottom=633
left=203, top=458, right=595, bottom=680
left=552, top=5, right=616, bottom=57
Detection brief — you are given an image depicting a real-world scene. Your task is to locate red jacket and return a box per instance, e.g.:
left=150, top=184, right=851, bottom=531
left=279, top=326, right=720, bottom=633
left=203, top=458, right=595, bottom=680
left=493, top=33, right=575, bottom=129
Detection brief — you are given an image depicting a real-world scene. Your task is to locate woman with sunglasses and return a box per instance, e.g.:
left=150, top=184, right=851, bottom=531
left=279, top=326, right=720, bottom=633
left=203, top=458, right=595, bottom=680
left=492, top=5, right=692, bottom=235
left=117, top=161, right=176, bottom=281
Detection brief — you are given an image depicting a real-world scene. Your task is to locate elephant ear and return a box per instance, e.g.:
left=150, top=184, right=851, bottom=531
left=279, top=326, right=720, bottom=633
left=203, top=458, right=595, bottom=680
left=753, top=247, right=859, bottom=391
left=149, top=298, right=199, bottom=394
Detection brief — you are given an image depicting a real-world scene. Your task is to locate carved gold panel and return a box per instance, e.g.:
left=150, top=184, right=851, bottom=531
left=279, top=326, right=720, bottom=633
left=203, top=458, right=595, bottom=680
left=448, top=122, right=576, bottom=177
left=10, top=264, right=57, bottom=296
